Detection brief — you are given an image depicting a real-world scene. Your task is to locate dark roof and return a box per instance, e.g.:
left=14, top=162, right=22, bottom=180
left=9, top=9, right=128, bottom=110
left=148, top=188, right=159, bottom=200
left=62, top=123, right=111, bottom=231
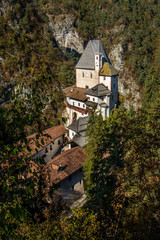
left=85, top=84, right=111, bottom=97
left=85, top=101, right=98, bottom=108
left=99, top=62, right=118, bottom=76
left=76, top=40, right=111, bottom=69
left=67, top=116, right=89, bottom=133
left=72, top=132, right=87, bottom=147
left=99, top=102, right=108, bottom=107
left=63, top=85, right=86, bottom=101
left=45, top=147, right=86, bottom=184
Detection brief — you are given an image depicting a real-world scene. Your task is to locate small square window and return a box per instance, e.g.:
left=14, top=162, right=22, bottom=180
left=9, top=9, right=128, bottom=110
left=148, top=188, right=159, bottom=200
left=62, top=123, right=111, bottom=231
left=83, top=104, right=85, bottom=108
left=72, top=132, right=74, bottom=137
left=45, top=148, right=48, bottom=153
left=82, top=72, right=84, bottom=77
left=93, top=98, right=95, bottom=102
left=78, top=103, right=80, bottom=107
left=50, top=145, right=52, bottom=151
left=73, top=102, right=74, bottom=106
left=90, top=73, right=92, bottom=78
left=88, top=97, right=90, bottom=100
left=58, top=140, right=61, bottom=145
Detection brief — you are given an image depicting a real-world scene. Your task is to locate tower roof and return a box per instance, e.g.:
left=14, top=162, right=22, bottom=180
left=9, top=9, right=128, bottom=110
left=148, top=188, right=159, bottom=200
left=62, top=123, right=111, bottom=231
left=100, top=62, right=118, bottom=76
left=75, top=40, right=111, bottom=69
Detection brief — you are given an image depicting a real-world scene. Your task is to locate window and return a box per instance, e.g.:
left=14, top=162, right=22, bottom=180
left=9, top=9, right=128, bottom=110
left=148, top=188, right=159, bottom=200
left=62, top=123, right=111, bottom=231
left=58, top=140, right=61, bottom=145
left=50, top=145, right=52, bottom=151
left=73, top=101, right=74, bottom=106
left=83, top=104, right=85, bottom=108
left=96, top=56, right=98, bottom=60
left=93, top=98, right=95, bottom=102
left=82, top=72, right=84, bottom=77
left=101, top=98, right=104, bottom=101
left=45, top=148, right=48, bottom=153
left=78, top=103, right=80, bottom=107
left=85, top=85, right=89, bottom=89
left=90, top=72, right=92, bottom=78
left=72, top=132, right=74, bottom=137
left=73, top=112, right=77, bottom=122
left=88, top=97, right=90, bottom=100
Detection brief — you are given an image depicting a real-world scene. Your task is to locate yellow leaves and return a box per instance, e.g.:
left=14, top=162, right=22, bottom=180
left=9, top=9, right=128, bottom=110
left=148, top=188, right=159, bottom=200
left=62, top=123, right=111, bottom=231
left=30, top=67, right=34, bottom=74
left=61, top=208, right=102, bottom=240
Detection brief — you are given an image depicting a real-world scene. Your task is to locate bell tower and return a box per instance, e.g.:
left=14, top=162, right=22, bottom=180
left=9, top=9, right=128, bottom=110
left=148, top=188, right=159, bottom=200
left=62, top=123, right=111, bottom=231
left=95, top=55, right=100, bottom=70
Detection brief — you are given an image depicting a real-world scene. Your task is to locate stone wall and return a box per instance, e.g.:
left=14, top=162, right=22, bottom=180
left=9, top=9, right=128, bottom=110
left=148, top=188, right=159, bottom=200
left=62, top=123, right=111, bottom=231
left=76, top=69, right=99, bottom=88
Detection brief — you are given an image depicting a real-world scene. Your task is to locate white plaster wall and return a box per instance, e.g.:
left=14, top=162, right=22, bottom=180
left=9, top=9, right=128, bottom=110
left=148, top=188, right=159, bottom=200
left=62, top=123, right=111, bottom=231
left=76, top=69, right=99, bottom=88
left=104, top=96, right=110, bottom=105
left=65, top=106, right=88, bottom=126
left=100, top=106, right=110, bottom=120
left=68, top=129, right=76, bottom=139
left=86, top=94, right=110, bottom=106
left=86, top=94, right=99, bottom=103
left=101, top=107, right=105, bottom=120
left=70, top=99, right=86, bottom=109
left=99, top=76, right=111, bottom=90
left=70, top=108, right=88, bottom=125
left=66, top=97, right=70, bottom=104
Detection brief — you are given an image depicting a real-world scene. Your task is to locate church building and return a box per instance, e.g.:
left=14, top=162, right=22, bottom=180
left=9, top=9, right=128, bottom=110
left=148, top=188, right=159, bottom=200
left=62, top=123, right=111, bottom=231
left=64, top=39, right=118, bottom=143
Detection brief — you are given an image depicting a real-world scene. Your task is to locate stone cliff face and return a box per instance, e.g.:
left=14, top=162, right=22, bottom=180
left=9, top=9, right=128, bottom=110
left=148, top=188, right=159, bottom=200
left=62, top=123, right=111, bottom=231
left=48, top=15, right=84, bottom=54
left=109, top=44, right=141, bottom=110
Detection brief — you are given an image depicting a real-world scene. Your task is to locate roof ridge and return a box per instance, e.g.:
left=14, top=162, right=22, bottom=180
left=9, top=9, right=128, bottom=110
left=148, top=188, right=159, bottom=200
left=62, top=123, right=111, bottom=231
left=48, top=147, right=81, bottom=164
left=90, top=40, right=95, bottom=54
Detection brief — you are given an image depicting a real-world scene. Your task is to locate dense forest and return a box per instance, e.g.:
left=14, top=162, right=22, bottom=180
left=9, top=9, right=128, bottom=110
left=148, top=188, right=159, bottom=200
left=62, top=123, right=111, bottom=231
left=0, top=0, right=160, bottom=239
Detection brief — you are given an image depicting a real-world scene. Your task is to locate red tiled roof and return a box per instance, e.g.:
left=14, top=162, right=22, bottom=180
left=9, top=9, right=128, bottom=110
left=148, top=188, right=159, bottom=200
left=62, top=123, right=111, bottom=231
left=26, top=125, right=67, bottom=156
left=63, top=86, right=87, bottom=101
left=45, top=146, right=86, bottom=185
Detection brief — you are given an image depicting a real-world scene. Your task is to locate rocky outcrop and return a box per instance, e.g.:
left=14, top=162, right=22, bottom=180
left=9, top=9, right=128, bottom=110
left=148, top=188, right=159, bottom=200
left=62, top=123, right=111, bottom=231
left=109, top=44, right=141, bottom=110
left=48, top=15, right=84, bottom=54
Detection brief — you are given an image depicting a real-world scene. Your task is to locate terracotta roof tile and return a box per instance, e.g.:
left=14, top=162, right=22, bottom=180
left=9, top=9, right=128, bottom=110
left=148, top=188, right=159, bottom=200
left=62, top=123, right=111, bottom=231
left=27, top=125, right=67, bottom=156
left=63, top=85, right=87, bottom=101
left=45, top=146, right=86, bottom=185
